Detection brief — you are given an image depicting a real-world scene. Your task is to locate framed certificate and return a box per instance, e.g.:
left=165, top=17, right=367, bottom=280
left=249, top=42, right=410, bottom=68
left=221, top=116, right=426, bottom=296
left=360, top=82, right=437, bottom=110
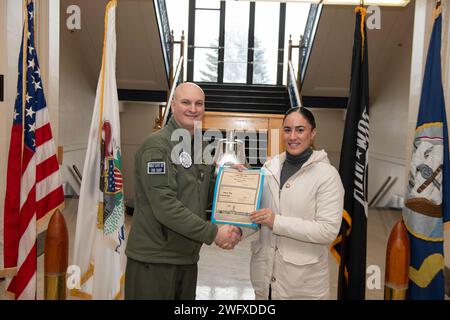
left=211, top=166, right=264, bottom=229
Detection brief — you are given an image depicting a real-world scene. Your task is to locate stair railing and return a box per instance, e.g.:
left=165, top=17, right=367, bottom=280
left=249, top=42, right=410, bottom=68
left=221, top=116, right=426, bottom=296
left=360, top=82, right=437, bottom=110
left=159, top=55, right=185, bottom=128
left=154, top=0, right=172, bottom=79
left=168, top=30, right=185, bottom=100
left=71, top=165, right=82, bottom=183
left=154, top=31, right=185, bottom=130
left=287, top=35, right=306, bottom=108
left=370, top=176, right=398, bottom=208
left=287, top=61, right=302, bottom=108
left=369, top=176, right=391, bottom=207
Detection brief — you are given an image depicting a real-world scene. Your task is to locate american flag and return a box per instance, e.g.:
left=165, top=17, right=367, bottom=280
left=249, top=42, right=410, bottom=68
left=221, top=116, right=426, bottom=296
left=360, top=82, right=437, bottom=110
left=113, top=166, right=123, bottom=191
left=106, top=159, right=123, bottom=193
left=1, top=0, right=64, bottom=299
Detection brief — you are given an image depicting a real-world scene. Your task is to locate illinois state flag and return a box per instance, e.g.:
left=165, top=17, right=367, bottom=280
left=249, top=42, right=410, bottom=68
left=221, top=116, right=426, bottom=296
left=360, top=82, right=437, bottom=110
left=0, top=0, right=64, bottom=299
left=70, top=0, right=126, bottom=300
left=402, top=1, right=449, bottom=300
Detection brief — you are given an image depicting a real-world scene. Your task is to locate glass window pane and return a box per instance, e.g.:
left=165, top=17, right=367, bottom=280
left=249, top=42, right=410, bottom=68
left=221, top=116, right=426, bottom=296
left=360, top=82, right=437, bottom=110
left=253, top=3, right=279, bottom=85
left=196, top=0, right=220, bottom=9
left=195, top=10, right=220, bottom=47
left=283, top=3, right=311, bottom=85
left=224, top=1, right=249, bottom=83
left=166, top=0, right=189, bottom=69
left=194, top=48, right=218, bottom=82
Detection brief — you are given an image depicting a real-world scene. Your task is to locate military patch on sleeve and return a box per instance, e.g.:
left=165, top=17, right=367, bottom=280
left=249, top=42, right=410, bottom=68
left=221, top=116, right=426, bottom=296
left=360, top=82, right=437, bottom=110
left=147, top=162, right=166, bottom=174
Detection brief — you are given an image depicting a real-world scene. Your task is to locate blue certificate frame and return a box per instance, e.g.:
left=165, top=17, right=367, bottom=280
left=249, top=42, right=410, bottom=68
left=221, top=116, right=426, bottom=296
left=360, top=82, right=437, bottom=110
left=211, top=166, right=264, bottom=229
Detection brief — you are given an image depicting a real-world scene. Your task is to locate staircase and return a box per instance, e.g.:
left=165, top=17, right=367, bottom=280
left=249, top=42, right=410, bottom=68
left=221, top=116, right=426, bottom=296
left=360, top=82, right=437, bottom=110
left=197, top=83, right=290, bottom=114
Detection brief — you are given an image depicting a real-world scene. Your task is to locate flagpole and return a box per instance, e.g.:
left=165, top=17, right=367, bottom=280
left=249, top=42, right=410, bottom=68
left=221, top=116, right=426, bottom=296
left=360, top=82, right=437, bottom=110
left=98, top=2, right=110, bottom=143
left=21, top=0, right=29, bottom=171
left=98, top=0, right=117, bottom=139
left=33, top=0, right=37, bottom=53
left=32, top=0, right=39, bottom=298
left=337, top=224, right=348, bottom=299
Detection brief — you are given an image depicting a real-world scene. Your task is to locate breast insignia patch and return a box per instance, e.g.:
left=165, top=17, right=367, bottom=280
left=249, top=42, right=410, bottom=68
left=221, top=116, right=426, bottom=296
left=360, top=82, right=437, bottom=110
left=147, top=162, right=166, bottom=174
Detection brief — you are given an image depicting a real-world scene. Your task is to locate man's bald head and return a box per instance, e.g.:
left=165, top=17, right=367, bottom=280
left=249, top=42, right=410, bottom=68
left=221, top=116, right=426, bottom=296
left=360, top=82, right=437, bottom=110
left=171, top=82, right=206, bottom=133
left=174, top=82, right=205, bottom=101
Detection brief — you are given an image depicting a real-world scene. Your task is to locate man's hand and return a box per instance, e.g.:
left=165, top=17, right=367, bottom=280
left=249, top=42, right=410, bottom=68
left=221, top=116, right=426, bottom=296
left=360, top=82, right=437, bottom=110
left=215, top=225, right=241, bottom=249
left=250, top=208, right=275, bottom=230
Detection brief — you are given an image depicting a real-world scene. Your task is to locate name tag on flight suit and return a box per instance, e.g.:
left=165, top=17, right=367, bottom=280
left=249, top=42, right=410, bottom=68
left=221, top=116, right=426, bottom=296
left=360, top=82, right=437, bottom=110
left=147, top=162, right=166, bottom=174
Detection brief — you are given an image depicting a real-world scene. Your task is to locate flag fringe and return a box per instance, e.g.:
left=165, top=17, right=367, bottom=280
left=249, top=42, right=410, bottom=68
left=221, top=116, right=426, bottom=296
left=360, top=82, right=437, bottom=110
left=404, top=221, right=444, bottom=242
left=0, top=267, right=17, bottom=278
left=68, top=262, right=125, bottom=300
left=416, top=122, right=443, bottom=133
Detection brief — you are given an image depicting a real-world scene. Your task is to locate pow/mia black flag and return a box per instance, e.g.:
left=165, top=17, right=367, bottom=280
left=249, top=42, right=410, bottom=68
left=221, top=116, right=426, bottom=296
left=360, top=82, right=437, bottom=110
left=330, top=5, right=369, bottom=300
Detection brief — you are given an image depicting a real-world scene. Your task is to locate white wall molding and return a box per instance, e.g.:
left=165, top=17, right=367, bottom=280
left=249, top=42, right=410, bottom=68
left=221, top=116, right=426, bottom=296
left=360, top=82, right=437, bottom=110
left=369, top=152, right=406, bottom=167
left=62, top=143, right=88, bottom=153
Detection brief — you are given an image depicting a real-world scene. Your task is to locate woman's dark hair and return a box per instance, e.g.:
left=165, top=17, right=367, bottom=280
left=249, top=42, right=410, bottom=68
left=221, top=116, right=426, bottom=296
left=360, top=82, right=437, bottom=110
left=283, top=107, right=316, bottom=129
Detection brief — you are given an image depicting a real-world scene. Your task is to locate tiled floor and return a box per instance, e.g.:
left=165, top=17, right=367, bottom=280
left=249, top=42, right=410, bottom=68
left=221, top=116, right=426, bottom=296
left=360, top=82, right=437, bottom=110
left=198, top=207, right=403, bottom=300
left=1, top=199, right=404, bottom=300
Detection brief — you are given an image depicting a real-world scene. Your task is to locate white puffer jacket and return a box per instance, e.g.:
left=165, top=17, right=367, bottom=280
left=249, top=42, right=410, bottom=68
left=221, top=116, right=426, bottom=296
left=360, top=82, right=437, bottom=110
left=249, top=150, right=344, bottom=300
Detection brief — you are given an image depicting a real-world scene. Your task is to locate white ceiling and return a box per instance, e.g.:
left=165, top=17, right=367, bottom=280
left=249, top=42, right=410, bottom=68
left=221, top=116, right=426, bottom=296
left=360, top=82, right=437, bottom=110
left=302, top=2, right=415, bottom=97
left=61, top=0, right=169, bottom=92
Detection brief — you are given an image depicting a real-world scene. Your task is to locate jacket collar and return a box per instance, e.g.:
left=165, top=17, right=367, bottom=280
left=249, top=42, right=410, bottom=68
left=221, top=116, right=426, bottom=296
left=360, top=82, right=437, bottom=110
left=165, top=117, right=182, bottom=133
left=264, top=150, right=329, bottom=186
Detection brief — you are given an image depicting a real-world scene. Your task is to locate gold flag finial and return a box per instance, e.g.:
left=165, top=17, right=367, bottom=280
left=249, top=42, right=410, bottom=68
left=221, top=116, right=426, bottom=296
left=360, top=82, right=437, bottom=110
left=434, top=0, right=442, bottom=19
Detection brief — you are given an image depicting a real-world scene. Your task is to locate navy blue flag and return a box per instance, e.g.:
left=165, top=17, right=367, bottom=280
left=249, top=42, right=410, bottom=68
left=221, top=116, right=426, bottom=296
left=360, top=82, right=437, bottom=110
left=402, top=0, right=449, bottom=300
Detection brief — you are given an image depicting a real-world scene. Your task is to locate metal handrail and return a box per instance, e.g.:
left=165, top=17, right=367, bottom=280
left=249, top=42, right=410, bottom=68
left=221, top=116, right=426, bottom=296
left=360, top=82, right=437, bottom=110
left=169, top=31, right=185, bottom=96
left=287, top=61, right=302, bottom=108
left=153, top=0, right=172, bottom=79
left=300, top=3, right=322, bottom=86
left=71, top=165, right=82, bottom=183
left=368, top=176, right=391, bottom=207
left=162, top=56, right=184, bottom=127
left=372, top=177, right=398, bottom=208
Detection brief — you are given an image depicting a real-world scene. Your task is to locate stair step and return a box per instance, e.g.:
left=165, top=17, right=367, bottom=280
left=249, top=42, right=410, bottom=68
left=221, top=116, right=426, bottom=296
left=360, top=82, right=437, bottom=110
left=206, top=100, right=289, bottom=114
left=206, top=105, right=289, bottom=114
left=207, top=100, right=287, bottom=107
left=204, top=89, right=288, bottom=97
left=206, top=95, right=289, bottom=104
left=197, top=82, right=287, bottom=92
left=196, top=82, right=289, bottom=114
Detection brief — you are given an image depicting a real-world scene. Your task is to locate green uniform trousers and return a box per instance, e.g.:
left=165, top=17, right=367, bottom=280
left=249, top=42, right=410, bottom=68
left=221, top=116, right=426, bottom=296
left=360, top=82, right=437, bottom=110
left=124, top=258, right=198, bottom=300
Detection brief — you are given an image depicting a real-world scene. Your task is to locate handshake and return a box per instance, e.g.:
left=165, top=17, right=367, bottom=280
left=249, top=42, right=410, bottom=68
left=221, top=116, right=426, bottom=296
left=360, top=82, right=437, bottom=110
left=214, top=224, right=242, bottom=250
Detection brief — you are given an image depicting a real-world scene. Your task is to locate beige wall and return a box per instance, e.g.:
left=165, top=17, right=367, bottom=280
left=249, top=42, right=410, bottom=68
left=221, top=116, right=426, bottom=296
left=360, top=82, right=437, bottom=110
left=309, top=108, right=345, bottom=169
left=368, top=15, right=413, bottom=207
left=120, top=102, right=161, bottom=203
left=309, top=29, right=413, bottom=208
left=58, top=3, right=162, bottom=200
left=58, top=11, right=97, bottom=193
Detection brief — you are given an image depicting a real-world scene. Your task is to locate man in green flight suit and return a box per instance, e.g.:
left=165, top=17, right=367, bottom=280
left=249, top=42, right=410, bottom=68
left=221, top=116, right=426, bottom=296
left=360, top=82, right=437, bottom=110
left=125, top=82, right=241, bottom=300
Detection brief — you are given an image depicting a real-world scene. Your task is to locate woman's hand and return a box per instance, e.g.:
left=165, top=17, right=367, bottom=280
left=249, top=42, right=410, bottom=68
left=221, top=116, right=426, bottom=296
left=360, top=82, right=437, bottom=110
left=250, top=208, right=275, bottom=230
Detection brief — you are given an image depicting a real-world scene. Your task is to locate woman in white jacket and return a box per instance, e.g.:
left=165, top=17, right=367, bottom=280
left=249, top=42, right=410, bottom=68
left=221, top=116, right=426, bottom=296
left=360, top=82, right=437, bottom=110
left=248, top=107, right=344, bottom=300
